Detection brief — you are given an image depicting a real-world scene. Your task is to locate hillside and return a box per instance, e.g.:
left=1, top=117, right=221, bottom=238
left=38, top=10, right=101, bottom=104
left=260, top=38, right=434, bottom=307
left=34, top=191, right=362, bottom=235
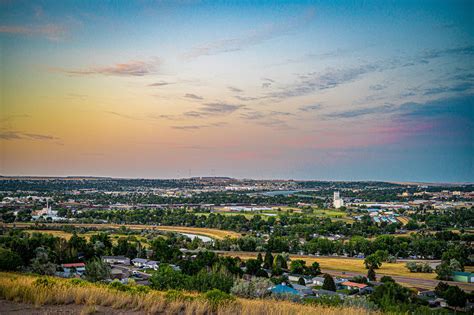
left=0, top=272, right=377, bottom=315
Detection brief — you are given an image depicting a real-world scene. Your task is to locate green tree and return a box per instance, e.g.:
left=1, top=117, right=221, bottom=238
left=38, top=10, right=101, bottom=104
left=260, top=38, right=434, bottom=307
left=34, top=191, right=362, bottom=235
left=273, top=254, right=287, bottom=270
left=434, top=282, right=449, bottom=297
left=289, top=259, right=306, bottom=274
left=308, top=261, right=321, bottom=276
left=256, top=253, right=263, bottom=264
left=364, top=254, right=382, bottom=269
left=322, top=274, right=336, bottom=291
left=150, top=264, right=187, bottom=290
left=298, top=277, right=306, bottom=285
left=263, top=251, right=273, bottom=269
left=0, top=247, right=22, bottom=271
left=443, top=285, right=467, bottom=309
left=84, top=259, right=111, bottom=282
left=245, top=259, right=262, bottom=275
left=435, top=261, right=454, bottom=280
left=30, top=247, right=57, bottom=275
left=370, top=280, right=413, bottom=311
left=367, top=267, right=376, bottom=282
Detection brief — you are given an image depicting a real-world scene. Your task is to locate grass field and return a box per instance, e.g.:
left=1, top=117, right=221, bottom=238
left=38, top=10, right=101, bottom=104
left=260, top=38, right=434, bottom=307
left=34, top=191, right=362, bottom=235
left=209, top=206, right=354, bottom=222
left=5, top=222, right=241, bottom=240
left=24, top=229, right=151, bottom=246
left=0, top=272, right=377, bottom=315
left=222, top=252, right=437, bottom=280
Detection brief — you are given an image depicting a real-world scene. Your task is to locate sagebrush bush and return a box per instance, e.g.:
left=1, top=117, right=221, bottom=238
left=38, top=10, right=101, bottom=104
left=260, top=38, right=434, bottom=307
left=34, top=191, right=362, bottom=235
left=204, top=289, right=236, bottom=311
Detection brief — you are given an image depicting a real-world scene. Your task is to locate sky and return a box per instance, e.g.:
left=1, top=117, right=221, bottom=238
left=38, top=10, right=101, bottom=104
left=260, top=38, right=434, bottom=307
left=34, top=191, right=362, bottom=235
left=1, top=0, right=473, bottom=182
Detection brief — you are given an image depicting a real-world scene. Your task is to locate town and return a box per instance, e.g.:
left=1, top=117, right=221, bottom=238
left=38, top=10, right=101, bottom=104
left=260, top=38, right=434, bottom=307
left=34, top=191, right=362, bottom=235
left=1, top=177, right=473, bottom=313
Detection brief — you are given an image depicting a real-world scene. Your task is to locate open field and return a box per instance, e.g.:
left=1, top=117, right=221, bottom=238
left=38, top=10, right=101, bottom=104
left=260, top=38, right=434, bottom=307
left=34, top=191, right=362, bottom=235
left=210, top=206, right=354, bottom=222
left=221, top=252, right=474, bottom=292
left=24, top=229, right=80, bottom=240
left=221, top=252, right=436, bottom=280
left=396, top=217, right=410, bottom=225
left=23, top=230, right=151, bottom=246
left=4, top=222, right=241, bottom=240
left=0, top=272, right=377, bottom=315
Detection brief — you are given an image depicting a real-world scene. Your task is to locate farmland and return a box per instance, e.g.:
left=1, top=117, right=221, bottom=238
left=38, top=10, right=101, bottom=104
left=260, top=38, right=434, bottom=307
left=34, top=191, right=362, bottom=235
left=221, top=251, right=437, bottom=280
left=5, top=222, right=241, bottom=240
left=24, top=229, right=151, bottom=245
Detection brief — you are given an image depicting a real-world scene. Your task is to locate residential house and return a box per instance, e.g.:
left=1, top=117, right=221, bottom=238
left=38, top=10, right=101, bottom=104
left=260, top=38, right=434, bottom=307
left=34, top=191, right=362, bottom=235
left=311, top=276, right=325, bottom=286
left=341, top=281, right=368, bottom=292
left=288, top=274, right=313, bottom=285
left=291, top=284, right=314, bottom=296
left=314, top=289, right=347, bottom=299
left=270, top=283, right=300, bottom=296
left=131, top=258, right=148, bottom=267
left=110, top=268, right=130, bottom=280
left=146, top=260, right=159, bottom=270
left=452, top=271, right=474, bottom=283
left=60, top=262, right=85, bottom=278
left=334, top=277, right=348, bottom=288
left=102, top=256, right=130, bottom=265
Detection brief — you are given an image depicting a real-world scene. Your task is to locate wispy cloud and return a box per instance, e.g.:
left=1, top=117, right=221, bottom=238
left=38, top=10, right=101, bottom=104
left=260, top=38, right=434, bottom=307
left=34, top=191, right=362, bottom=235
left=184, top=93, right=204, bottom=100
left=234, top=95, right=259, bottom=101
left=422, top=82, right=473, bottom=96
left=240, top=110, right=294, bottom=130
left=228, top=86, right=243, bottom=93
left=261, top=78, right=274, bottom=88
left=0, top=24, right=67, bottom=41
left=268, top=64, right=380, bottom=100
left=0, top=130, right=60, bottom=142
left=299, top=104, right=322, bottom=112
left=149, top=81, right=172, bottom=87
left=171, top=122, right=227, bottom=130
left=182, top=8, right=316, bottom=59
left=183, top=102, right=244, bottom=118
left=369, top=84, right=386, bottom=91
left=105, top=111, right=144, bottom=121
left=53, top=58, right=160, bottom=77
left=324, top=104, right=396, bottom=119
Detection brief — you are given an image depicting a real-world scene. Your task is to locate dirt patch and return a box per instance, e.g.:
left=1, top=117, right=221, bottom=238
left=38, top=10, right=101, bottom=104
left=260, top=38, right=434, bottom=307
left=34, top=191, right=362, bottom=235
left=0, top=299, right=143, bottom=315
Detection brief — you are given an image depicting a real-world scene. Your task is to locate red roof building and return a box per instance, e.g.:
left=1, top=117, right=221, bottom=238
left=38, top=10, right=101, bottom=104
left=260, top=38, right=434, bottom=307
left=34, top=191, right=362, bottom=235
left=341, top=281, right=368, bottom=289
left=61, top=263, right=85, bottom=268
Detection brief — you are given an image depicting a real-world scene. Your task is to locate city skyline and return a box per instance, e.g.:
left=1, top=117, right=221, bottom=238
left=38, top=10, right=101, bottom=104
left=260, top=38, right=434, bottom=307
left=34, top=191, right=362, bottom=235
left=1, top=1, right=473, bottom=182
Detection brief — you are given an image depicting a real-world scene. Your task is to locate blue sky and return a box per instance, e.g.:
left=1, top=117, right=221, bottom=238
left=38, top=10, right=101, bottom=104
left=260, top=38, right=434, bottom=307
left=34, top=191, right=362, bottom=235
left=1, top=0, right=473, bottom=181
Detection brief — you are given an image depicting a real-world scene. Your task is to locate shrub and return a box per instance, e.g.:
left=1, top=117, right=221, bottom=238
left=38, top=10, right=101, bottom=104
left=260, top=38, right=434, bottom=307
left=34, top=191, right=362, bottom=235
left=343, top=296, right=379, bottom=311
left=230, top=278, right=273, bottom=298
left=203, top=289, right=236, bottom=311
left=304, top=295, right=342, bottom=307
left=109, top=279, right=127, bottom=291
left=69, top=278, right=88, bottom=287
left=165, top=289, right=193, bottom=302
left=33, top=277, right=56, bottom=288
left=405, top=262, right=433, bottom=273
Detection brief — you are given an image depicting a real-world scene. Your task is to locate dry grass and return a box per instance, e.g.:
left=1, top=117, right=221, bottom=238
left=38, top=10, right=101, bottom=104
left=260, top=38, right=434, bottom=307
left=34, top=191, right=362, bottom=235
left=5, top=222, right=241, bottom=240
left=223, top=252, right=437, bottom=280
left=24, top=229, right=78, bottom=240
left=23, top=230, right=149, bottom=246
left=0, top=272, right=378, bottom=315
left=396, top=217, right=410, bottom=225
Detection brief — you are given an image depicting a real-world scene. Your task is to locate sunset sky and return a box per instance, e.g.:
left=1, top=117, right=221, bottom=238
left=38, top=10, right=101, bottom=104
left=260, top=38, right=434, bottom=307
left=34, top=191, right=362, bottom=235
left=1, top=1, right=473, bottom=181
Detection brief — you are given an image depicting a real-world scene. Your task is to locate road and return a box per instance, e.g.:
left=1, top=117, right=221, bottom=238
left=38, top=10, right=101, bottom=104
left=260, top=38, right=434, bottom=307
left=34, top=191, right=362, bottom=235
left=322, top=269, right=474, bottom=292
